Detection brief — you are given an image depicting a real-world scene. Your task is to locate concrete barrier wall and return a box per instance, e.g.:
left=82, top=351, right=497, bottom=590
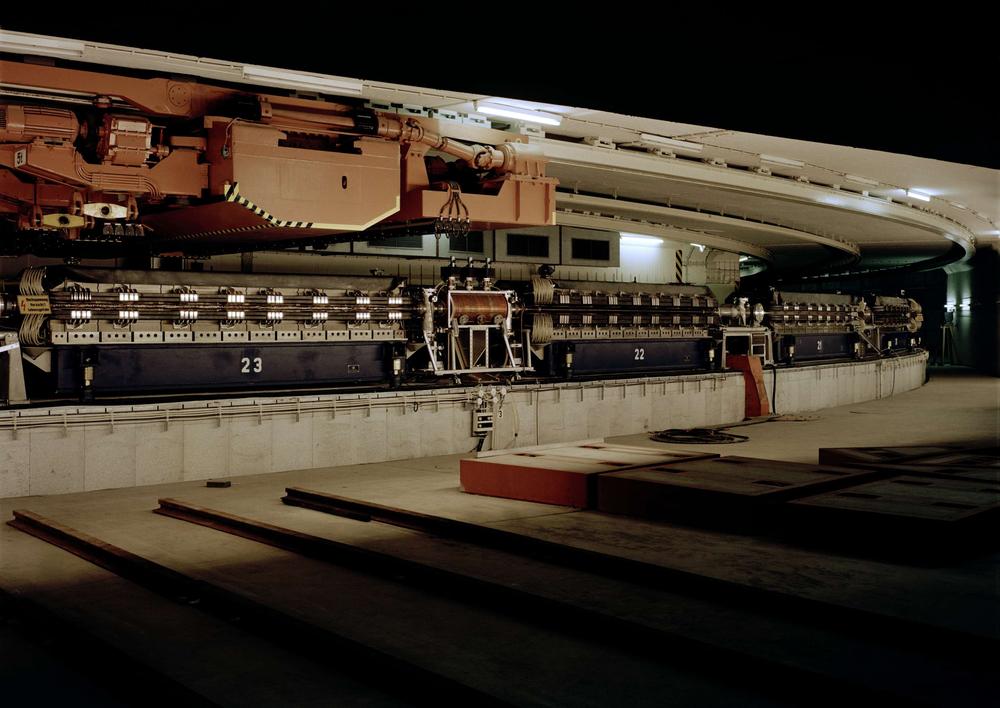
left=762, top=351, right=928, bottom=414
left=0, top=352, right=927, bottom=498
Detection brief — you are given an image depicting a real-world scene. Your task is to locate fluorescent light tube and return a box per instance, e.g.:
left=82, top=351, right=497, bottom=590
left=638, top=134, right=703, bottom=153
left=476, top=103, right=561, bottom=126
left=242, top=65, right=363, bottom=95
left=620, top=233, right=663, bottom=245
left=760, top=154, right=804, bottom=168
left=845, top=174, right=880, bottom=187
left=0, top=31, right=85, bottom=59
left=690, top=243, right=706, bottom=252
left=948, top=201, right=968, bottom=210
left=906, top=190, right=931, bottom=202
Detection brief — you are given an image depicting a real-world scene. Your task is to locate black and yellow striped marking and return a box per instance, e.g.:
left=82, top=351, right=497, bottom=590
left=224, top=183, right=315, bottom=229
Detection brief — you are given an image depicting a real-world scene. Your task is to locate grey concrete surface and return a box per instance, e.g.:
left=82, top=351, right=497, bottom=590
left=0, top=363, right=995, bottom=706
left=1, top=352, right=929, bottom=497
left=615, top=366, right=998, bottom=462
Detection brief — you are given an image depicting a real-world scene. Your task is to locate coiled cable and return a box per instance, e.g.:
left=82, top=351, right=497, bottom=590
left=529, top=312, right=553, bottom=344
left=530, top=275, right=554, bottom=305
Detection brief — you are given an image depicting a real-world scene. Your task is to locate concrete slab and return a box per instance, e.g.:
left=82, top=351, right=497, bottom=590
left=28, top=429, right=85, bottom=495
left=134, top=423, right=184, bottom=486
left=0, top=431, right=29, bottom=497
left=84, top=425, right=137, bottom=491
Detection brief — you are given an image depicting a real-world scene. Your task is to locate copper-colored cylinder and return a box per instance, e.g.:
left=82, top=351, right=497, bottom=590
left=449, top=291, right=509, bottom=324
left=0, top=105, right=79, bottom=143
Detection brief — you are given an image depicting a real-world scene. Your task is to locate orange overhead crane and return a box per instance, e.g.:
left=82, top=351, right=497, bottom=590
left=0, top=59, right=557, bottom=254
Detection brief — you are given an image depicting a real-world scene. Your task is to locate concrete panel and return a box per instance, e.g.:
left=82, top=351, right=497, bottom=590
left=357, top=408, right=389, bottom=464
left=271, top=414, right=314, bottom=473
left=722, top=378, right=744, bottom=423
left=29, top=429, right=85, bottom=495
left=849, top=367, right=869, bottom=404
left=4, top=354, right=929, bottom=497
left=834, top=368, right=852, bottom=407
left=134, top=423, right=184, bottom=487
left=0, top=432, right=30, bottom=498
left=797, top=370, right=813, bottom=409
left=704, top=380, right=725, bottom=424
left=504, top=394, right=538, bottom=449
left=562, top=392, right=592, bottom=441
left=84, top=426, right=137, bottom=491
left=583, top=389, right=611, bottom=440
left=182, top=419, right=231, bottom=481
left=607, top=386, right=637, bottom=437
left=683, top=382, right=709, bottom=427
left=386, top=406, right=422, bottom=462
left=449, top=402, right=478, bottom=454
left=312, top=410, right=361, bottom=468
left=648, top=382, right=673, bottom=428
left=536, top=390, right=565, bottom=445
left=229, top=418, right=274, bottom=476
left=422, top=404, right=460, bottom=456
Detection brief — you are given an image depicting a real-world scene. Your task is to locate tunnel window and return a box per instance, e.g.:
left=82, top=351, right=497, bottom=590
left=449, top=232, right=485, bottom=253
left=506, top=233, right=550, bottom=258
left=366, top=234, right=424, bottom=249
left=571, top=238, right=611, bottom=261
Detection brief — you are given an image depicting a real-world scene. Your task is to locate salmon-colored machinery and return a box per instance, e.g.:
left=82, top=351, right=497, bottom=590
left=0, top=59, right=557, bottom=254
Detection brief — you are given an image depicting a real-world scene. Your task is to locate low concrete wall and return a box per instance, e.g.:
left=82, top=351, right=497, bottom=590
left=763, top=351, right=928, bottom=414
left=0, top=352, right=927, bottom=498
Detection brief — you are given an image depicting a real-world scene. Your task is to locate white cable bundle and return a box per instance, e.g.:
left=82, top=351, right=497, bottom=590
left=530, top=275, right=555, bottom=305
left=530, top=312, right=553, bottom=344
left=18, top=268, right=47, bottom=345
left=19, top=267, right=44, bottom=295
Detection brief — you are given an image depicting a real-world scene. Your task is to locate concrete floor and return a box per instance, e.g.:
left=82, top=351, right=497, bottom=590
left=0, top=366, right=997, bottom=706
left=615, top=366, right=998, bottom=462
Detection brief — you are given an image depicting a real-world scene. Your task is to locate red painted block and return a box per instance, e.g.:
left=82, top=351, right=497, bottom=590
left=461, top=453, right=611, bottom=507
left=726, top=354, right=770, bottom=418
left=460, top=443, right=716, bottom=508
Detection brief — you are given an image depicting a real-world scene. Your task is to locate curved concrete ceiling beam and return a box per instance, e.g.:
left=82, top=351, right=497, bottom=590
left=554, top=209, right=774, bottom=262
left=540, top=140, right=977, bottom=264
left=557, top=192, right=854, bottom=258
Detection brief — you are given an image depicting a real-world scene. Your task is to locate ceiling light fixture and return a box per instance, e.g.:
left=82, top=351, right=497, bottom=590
left=690, top=243, right=706, bottom=252
left=638, top=133, right=704, bottom=153
left=620, top=232, right=663, bottom=245
left=242, top=65, right=363, bottom=96
left=906, top=190, right=931, bottom=202
left=845, top=174, right=880, bottom=187
left=0, top=31, right=85, bottom=59
left=760, top=154, right=805, bottom=168
left=475, top=102, right=562, bottom=126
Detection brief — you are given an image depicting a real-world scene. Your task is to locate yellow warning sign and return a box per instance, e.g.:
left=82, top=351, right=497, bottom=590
left=16, top=295, right=51, bottom=315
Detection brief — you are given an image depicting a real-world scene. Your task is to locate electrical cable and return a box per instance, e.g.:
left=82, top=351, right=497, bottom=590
left=771, top=364, right=778, bottom=414
left=650, top=428, right=749, bottom=445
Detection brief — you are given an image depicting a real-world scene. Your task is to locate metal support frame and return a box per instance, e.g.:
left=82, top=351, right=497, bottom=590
left=423, top=288, right=526, bottom=377
left=720, top=326, right=773, bottom=366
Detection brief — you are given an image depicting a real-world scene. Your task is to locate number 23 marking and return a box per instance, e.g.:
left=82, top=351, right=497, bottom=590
left=241, top=356, right=263, bottom=374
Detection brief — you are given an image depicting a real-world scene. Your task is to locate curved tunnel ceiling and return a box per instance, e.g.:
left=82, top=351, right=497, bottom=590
left=538, top=140, right=978, bottom=274
left=1, top=30, right=994, bottom=276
